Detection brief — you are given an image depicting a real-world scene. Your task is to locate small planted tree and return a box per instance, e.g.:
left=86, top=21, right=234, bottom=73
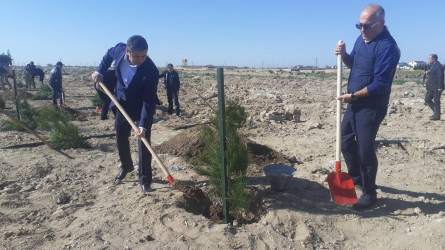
left=1, top=99, right=39, bottom=131
left=36, top=106, right=90, bottom=149
left=91, top=93, right=102, bottom=108
left=32, top=84, right=52, bottom=100
left=198, top=101, right=249, bottom=219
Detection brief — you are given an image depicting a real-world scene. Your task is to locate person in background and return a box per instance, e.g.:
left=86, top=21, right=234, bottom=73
left=0, top=64, right=12, bottom=90
left=159, top=63, right=180, bottom=116
left=334, top=4, right=400, bottom=209
left=32, top=68, right=45, bottom=87
left=94, top=69, right=117, bottom=120
left=49, top=61, right=64, bottom=106
left=424, top=54, right=444, bottom=121
left=91, top=35, right=158, bottom=194
left=25, top=61, right=36, bottom=89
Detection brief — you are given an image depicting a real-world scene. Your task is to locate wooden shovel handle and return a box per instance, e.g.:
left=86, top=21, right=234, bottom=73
left=97, top=82, right=173, bottom=184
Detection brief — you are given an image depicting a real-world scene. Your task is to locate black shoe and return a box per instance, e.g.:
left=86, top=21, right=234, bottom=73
left=353, top=193, right=377, bottom=210
left=114, top=168, right=131, bottom=182
left=141, top=183, right=152, bottom=193
left=429, top=117, right=440, bottom=121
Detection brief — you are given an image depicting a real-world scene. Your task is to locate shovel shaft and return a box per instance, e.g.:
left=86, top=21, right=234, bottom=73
left=336, top=40, right=343, bottom=162
left=98, top=82, right=173, bottom=184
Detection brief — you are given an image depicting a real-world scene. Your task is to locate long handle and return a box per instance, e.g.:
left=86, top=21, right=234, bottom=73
left=98, top=82, right=174, bottom=184
left=336, top=40, right=343, bottom=165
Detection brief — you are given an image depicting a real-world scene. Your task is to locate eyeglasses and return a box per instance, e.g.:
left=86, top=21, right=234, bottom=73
left=129, top=52, right=147, bottom=60
left=355, top=20, right=381, bottom=30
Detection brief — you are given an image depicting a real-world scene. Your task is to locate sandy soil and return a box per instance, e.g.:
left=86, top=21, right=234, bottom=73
left=0, top=67, right=444, bottom=249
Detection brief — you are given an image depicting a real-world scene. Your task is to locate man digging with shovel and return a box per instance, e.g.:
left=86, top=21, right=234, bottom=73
left=92, top=35, right=159, bottom=194
left=334, top=4, right=400, bottom=209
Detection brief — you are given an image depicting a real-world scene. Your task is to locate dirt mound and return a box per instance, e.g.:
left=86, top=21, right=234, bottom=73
left=154, top=126, right=291, bottom=172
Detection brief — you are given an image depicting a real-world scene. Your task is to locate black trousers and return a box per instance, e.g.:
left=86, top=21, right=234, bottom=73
left=166, top=89, right=180, bottom=115
left=425, top=90, right=442, bottom=119
left=115, top=104, right=152, bottom=185
left=52, top=87, right=62, bottom=105
left=341, top=104, right=387, bottom=195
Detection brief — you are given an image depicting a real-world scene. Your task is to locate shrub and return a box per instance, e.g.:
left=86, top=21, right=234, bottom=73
left=1, top=99, right=39, bottom=131
left=36, top=105, right=90, bottom=149
left=32, top=84, right=52, bottom=100
left=0, top=96, right=5, bottom=109
left=197, top=101, right=249, bottom=219
left=91, top=93, right=102, bottom=108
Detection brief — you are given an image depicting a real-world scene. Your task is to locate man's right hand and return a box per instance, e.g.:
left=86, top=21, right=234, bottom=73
left=91, top=71, right=103, bottom=83
left=334, top=42, right=346, bottom=56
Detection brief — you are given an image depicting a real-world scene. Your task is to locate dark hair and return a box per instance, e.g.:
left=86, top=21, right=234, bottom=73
left=127, top=35, right=148, bottom=52
left=167, top=63, right=173, bottom=68
left=430, top=54, right=438, bottom=61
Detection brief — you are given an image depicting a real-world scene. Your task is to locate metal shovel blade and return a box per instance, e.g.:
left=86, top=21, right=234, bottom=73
left=327, top=161, right=357, bottom=204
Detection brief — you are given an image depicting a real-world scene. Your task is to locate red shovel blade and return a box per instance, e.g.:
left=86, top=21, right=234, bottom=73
left=327, top=162, right=357, bottom=204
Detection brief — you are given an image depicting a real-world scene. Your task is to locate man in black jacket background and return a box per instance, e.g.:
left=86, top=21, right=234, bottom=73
left=159, top=63, right=180, bottom=116
left=425, top=54, right=444, bottom=121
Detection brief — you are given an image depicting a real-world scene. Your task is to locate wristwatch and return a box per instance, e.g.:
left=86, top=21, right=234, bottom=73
left=351, top=92, right=357, bottom=101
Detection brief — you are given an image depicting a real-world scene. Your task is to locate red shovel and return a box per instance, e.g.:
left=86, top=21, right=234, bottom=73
left=98, top=82, right=174, bottom=184
left=327, top=40, right=358, bottom=204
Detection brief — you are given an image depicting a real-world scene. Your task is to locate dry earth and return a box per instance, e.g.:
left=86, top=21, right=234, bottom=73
left=0, top=67, right=444, bottom=249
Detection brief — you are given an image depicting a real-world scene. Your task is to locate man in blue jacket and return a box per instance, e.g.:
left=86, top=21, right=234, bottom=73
left=49, top=61, right=64, bottom=105
left=334, top=4, right=400, bottom=209
left=159, top=63, right=180, bottom=115
left=91, top=35, right=159, bottom=193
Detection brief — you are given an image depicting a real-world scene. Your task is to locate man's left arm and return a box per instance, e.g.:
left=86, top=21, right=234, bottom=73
left=438, top=64, right=444, bottom=91
left=139, top=71, right=159, bottom=130
left=175, top=71, right=180, bottom=92
left=367, top=44, right=401, bottom=97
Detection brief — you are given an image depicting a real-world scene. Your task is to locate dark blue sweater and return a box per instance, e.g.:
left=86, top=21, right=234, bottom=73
left=348, top=27, right=400, bottom=107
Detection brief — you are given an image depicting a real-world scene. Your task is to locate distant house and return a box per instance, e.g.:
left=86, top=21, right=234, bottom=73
left=409, top=61, right=427, bottom=70
left=398, top=62, right=412, bottom=70
left=291, top=65, right=304, bottom=71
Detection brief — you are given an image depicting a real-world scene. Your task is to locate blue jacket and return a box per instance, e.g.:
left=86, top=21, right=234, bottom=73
left=96, top=43, right=159, bottom=129
left=49, top=66, right=62, bottom=89
left=348, top=27, right=400, bottom=107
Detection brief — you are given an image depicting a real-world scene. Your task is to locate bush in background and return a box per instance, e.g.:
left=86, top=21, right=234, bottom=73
left=91, top=93, right=102, bottom=108
left=32, top=84, right=52, bottom=100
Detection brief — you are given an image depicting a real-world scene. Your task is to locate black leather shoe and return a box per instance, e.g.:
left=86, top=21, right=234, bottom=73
left=114, top=169, right=130, bottom=182
left=353, top=193, right=377, bottom=210
left=430, top=117, right=440, bottom=121
left=141, top=183, right=152, bottom=193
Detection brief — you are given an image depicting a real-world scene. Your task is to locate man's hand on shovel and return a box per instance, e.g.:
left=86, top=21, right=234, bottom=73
left=135, top=127, right=146, bottom=140
left=91, top=71, right=104, bottom=91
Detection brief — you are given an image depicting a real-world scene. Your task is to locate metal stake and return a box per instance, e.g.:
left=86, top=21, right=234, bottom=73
left=217, top=68, right=229, bottom=223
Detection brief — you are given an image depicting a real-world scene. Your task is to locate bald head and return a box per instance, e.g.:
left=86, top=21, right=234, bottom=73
left=359, top=4, right=386, bottom=42
left=361, top=4, right=385, bottom=22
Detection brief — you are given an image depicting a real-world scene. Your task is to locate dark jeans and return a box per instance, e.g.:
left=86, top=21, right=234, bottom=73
left=341, top=104, right=387, bottom=195
left=52, top=87, right=62, bottom=105
left=425, top=90, right=442, bottom=118
left=115, top=104, right=153, bottom=185
left=166, top=89, right=180, bottom=115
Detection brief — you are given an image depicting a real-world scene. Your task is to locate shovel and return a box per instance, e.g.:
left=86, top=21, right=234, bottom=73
left=98, top=82, right=174, bottom=184
left=61, top=90, right=70, bottom=108
left=327, top=40, right=358, bottom=204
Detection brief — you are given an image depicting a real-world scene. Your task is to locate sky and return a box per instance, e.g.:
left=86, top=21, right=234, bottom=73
left=1, top=0, right=444, bottom=68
